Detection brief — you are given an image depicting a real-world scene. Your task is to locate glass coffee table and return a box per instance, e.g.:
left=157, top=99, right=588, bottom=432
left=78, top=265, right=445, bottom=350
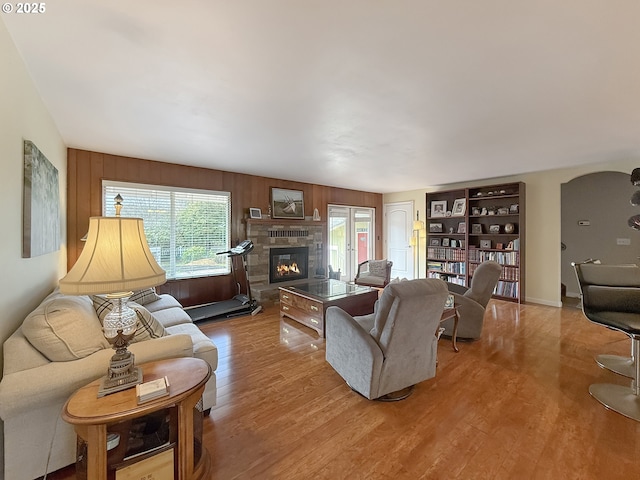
left=279, top=279, right=378, bottom=337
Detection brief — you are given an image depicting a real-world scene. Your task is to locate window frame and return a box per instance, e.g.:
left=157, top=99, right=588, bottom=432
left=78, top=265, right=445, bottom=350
left=102, top=180, right=231, bottom=280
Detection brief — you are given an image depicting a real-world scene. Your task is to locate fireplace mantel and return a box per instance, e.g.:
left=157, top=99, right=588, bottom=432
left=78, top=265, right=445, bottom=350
left=246, top=218, right=327, bottom=227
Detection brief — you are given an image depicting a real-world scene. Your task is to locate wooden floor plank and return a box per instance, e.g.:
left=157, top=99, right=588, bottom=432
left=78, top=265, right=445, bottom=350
left=46, top=299, right=640, bottom=480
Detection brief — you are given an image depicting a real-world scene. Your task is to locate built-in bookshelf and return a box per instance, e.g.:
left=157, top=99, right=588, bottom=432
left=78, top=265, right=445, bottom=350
left=426, top=182, right=525, bottom=302
left=425, top=188, right=468, bottom=287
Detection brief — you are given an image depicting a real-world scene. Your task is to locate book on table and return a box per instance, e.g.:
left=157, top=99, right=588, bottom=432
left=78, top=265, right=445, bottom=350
left=136, top=376, right=170, bottom=404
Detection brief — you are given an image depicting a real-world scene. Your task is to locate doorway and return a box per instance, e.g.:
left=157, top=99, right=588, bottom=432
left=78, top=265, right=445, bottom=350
left=383, top=201, right=414, bottom=279
left=328, top=205, right=375, bottom=281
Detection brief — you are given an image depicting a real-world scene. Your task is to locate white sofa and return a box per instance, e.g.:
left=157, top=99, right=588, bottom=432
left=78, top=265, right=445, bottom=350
left=0, top=288, right=217, bottom=480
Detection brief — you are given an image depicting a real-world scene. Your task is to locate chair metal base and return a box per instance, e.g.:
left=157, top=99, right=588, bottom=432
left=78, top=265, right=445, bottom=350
left=589, top=383, right=640, bottom=421
left=375, top=385, right=414, bottom=402
left=347, top=383, right=414, bottom=401
left=596, top=354, right=635, bottom=378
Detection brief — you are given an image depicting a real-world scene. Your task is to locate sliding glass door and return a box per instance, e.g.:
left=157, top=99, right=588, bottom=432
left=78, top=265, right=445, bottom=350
left=328, top=205, right=375, bottom=281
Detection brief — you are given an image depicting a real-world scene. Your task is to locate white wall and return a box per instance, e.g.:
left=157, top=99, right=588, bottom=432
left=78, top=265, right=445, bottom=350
left=0, top=18, right=66, bottom=471
left=0, top=19, right=66, bottom=366
left=384, top=158, right=640, bottom=307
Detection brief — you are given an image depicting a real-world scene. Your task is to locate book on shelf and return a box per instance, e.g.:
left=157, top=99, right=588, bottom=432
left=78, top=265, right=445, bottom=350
left=427, top=247, right=466, bottom=261
left=136, top=376, right=170, bottom=404
left=427, top=272, right=466, bottom=286
left=493, top=280, right=519, bottom=298
left=478, top=250, right=519, bottom=265
left=427, top=261, right=443, bottom=271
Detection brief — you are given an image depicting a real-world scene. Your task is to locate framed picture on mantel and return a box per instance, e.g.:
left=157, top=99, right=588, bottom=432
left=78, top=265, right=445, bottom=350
left=271, top=188, right=305, bottom=219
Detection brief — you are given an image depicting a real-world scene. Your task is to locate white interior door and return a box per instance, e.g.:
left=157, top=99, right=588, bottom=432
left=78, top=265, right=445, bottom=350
left=328, top=205, right=375, bottom=281
left=384, top=201, right=414, bottom=279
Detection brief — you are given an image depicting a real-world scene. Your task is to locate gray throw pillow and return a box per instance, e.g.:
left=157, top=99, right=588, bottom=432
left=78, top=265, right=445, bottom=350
left=368, top=260, right=388, bottom=278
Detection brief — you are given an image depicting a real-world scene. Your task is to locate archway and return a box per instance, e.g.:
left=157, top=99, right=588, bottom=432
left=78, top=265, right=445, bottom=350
left=560, top=170, right=638, bottom=300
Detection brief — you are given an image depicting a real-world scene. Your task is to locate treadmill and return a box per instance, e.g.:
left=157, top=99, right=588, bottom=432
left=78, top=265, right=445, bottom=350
left=186, top=240, right=261, bottom=322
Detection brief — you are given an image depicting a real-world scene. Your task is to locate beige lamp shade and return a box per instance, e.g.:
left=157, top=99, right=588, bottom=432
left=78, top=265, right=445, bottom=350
left=59, top=217, right=166, bottom=295
left=413, top=219, right=425, bottom=231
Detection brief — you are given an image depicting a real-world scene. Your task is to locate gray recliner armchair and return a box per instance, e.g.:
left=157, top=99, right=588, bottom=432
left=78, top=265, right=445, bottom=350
left=325, top=278, right=449, bottom=400
left=442, top=260, right=502, bottom=339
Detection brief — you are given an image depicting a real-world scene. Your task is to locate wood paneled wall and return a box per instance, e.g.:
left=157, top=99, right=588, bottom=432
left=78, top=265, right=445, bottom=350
left=67, top=149, right=383, bottom=307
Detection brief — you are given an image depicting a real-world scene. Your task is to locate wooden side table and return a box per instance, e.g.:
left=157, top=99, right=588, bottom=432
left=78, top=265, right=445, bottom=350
left=439, top=307, right=460, bottom=352
left=63, top=357, right=211, bottom=480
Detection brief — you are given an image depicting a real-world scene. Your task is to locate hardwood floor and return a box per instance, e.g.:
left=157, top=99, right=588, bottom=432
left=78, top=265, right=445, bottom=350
left=46, top=300, right=640, bottom=479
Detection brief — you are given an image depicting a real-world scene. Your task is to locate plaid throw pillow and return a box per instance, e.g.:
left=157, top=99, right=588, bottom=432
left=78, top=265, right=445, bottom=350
left=92, top=296, right=167, bottom=343
left=129, top=288, right=160, bottom=305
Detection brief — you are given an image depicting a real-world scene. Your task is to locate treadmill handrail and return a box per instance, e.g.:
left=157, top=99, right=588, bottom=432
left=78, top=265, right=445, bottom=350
left=217, top=240, right=254, bottom=256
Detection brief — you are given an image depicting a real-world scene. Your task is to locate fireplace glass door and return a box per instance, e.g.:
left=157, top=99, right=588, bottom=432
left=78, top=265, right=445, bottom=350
left=269, top=246, right=309, bottom=284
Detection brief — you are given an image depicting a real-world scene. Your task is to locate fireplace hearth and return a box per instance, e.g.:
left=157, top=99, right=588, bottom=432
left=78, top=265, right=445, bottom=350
left=270, top=246, right=309, bottom=284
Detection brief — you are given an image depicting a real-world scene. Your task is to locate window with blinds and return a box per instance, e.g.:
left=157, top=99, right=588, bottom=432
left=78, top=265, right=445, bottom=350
left=103, top=181, right=231, bottom=279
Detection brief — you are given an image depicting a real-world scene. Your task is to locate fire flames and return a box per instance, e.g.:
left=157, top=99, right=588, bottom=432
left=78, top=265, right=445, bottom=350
left=276, top=261, right=300, bottom=277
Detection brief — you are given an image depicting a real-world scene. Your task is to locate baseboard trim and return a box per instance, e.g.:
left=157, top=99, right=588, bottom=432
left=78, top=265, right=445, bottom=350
left=525, top=297, right=563, bottom=308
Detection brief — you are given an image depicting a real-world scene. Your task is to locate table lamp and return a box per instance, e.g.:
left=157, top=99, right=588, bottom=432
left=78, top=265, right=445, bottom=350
left=59, top=196, right=166, bottom=396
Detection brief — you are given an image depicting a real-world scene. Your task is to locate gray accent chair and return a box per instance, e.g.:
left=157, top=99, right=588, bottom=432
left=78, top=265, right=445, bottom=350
left=573, top=262, right=640, bottom=421
left=443, top=260, right=502, bottom=339
left=325, top=278, right=449, bottom=400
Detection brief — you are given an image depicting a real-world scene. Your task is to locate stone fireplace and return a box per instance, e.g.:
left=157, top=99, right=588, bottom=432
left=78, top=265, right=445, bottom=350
left=245, top=219, right=326, bottom=304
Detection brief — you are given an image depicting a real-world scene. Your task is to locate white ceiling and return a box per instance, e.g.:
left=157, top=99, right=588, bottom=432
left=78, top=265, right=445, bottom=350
left=4, top=1, right=640, bottom=193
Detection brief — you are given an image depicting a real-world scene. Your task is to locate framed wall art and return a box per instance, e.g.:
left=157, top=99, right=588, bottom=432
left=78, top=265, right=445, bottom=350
left=249, top=207, right=262, bottom=219
left=23, top=140, right=60, bottom=258
left=271, top=188, right=304, bottom=219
